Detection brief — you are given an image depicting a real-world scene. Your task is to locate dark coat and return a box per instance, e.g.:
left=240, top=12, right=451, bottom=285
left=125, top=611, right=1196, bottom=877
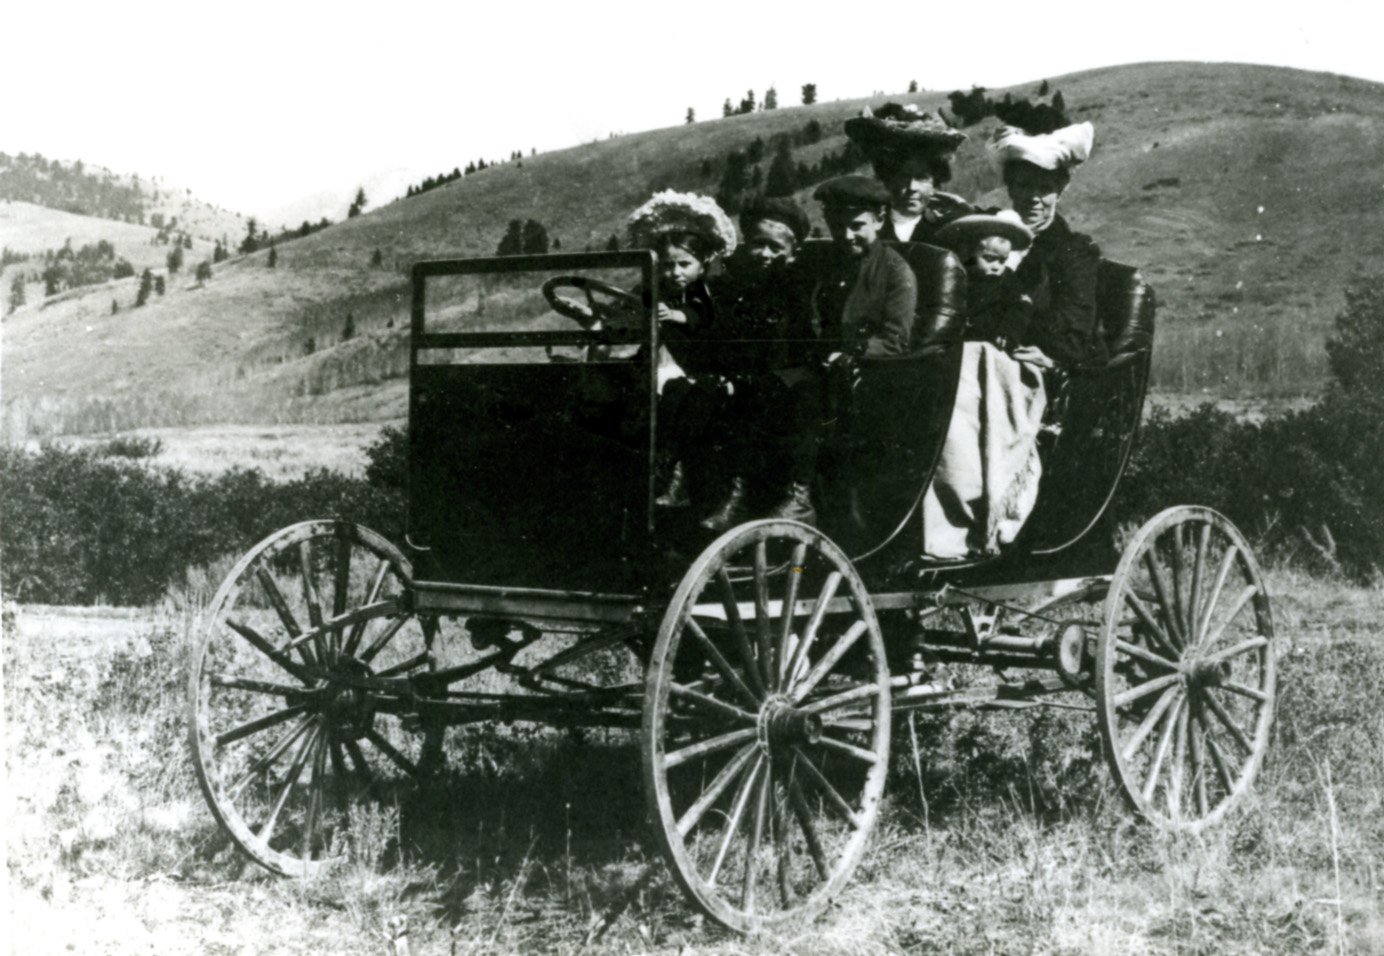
left=710, top=256, right=816, bottom=376
left=1013, top=213, right=1105, bottom=367
left=811, top=241, right=918, bottom=359
left=964, top=271, right=1033, bottom=350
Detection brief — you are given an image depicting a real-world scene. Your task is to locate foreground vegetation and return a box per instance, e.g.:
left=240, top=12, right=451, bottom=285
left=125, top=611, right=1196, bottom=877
left=5, top=564, right=1382, bottom=955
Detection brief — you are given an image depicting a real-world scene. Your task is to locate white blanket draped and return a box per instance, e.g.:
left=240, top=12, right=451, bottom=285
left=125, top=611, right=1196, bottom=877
left=922, top=342, right=1047, bottom=559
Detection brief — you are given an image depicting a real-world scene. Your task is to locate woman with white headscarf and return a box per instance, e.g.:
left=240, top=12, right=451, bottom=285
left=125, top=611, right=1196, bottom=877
left=919, top=119, right=1099, bottom=560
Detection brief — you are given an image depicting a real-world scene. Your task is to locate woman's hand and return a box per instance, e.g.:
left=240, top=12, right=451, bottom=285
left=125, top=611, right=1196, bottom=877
left=1010, top=345, right=1055, bottom=369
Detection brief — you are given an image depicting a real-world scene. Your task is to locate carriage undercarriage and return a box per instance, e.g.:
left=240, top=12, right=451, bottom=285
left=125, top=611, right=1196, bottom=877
left=188, top=251, right=1276, bottom=933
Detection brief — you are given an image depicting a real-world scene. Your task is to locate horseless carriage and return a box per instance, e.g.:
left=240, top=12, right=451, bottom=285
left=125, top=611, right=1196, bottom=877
left=189, top=245, right=1277, bottom=933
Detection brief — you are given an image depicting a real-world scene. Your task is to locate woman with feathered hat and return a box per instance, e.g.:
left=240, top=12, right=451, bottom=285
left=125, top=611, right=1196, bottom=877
left=844, top=102, right=974, bottom=244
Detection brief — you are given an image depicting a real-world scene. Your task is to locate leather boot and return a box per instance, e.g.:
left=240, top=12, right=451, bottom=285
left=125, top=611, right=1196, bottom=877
left=655, top=461, right=691, bottom=508
left=699, top=476, right=749, bottom=532
left=765, top=481, right=817, bottom=526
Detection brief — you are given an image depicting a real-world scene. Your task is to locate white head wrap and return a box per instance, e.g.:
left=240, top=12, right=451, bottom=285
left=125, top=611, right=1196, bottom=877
left=987, top=122, right=1095, bottom=173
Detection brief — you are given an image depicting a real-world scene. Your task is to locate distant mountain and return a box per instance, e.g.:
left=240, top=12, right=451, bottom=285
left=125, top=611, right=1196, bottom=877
left=5, top=62, right=1384, bottom=440
left=0, top=153, right=247, bottom=246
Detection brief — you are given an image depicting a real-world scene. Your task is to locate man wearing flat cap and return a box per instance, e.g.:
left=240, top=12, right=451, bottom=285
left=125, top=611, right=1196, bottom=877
left=810, top=175, right=919, bottom=361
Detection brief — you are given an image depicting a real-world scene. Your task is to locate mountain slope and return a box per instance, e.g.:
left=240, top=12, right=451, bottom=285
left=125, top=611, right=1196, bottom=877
left=6, top=62, right=1384, bottom=438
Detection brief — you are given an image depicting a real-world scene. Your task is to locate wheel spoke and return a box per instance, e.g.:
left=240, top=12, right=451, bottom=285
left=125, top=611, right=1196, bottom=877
left=359, top=615, right=410, bottom=664
left=1188, top=704, right=1209, bottom=817
left=1166, top=702, right=1188, bottom=823
left=769, top=762, right=795, bottom=909
left=791, top=619, right=868, bottom=704
left=665, top=727, right=759, bottom=769
left=684, top=616, right=761, bottom=709
left=752, top=541, right=775, bottom=690
left=331, top=529, right=352, bottom=659
left=1195, top=709, right=1237, bottom=792
left=676, top=744, right=758, bottom=837
left=707, top=754, right=764, bottom=884
left=225, top=619, right=313, bottom=684
left=1140, top=694, right=1184, bottom=805
left=343, top=738, right=374, bottom=789
left=363, top=727, right=420, bottom=777
left=1199, top=635, right=1269, bottom=667
left=1196, top=544, right=1241, bottom=651
left=785, top=774, right=831, bottom=881
left=776, top=543, right=809, bottom=690
left=801, top=682, right=881, bottom=716
left=216, top=702, right=311, bottom=748
left=1113, top=638, right=1178, bottom=671
left=1143, top=551, right=1186, bottom=650
left=791, top=746, right=863, bottom=827
left=344, top=559, right=391, bottom=657
left=225, top=716, right=315, bottom=800
left=1113, top=671, right=1182, bottom=709
left=814, top=733, right=880, bottom=766
left=1220, top=680, right=1269, bottom=703
left=1201, top=687, right=1255, bottom=755
left=785, top=571, right=841, bottom=687
left=1123, top=590, right=1179, bottom=659
left=255, top=568, right=312, bottom=668
left=1168, top=526, right=1189, bottom=645
left=1120, top=686, right=1182, bottom=763
left=374, top=650, right=432, bottom=678
left=302, top=732, right=329, bottom=861
left=717, top=568, right=767, bottom=697
left=256, top=722, right=321, bottom=840
left=328, top=739, right=351, bottom=813
left=1198, top=585, right=1259, bottom=655
left=298, top=541, right=328, bottom=662
left=670, top=682, right=756, bottom=724
left=1187, top=523, right=1212, bottom=643
left=210, top=673, right=306, bottom=698
left=742, top=755, right=770, bottom=912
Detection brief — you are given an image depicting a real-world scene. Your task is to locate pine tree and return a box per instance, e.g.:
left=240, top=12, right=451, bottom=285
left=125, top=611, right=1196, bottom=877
left=154, top=275, right=166, bottom=296
left=370, top=248, right=384, bottom=268
left=764, top=87, right=778, bottom=110
left=1038, top=79, right=1050, bottom=95
left=166, top=244, right=183, bottom=274
left=685, top=107, right=695, bottom=124
left=136, top=269, right=153, bottom=306
left=723, top=99, right=734, bottom=118
left=348, top=186, right=368, bottom=218
left=7, top=274, right=24, bottom=314
left=497, top=220, right=524, bottom=256
left=111, top=298, right=119, bottom=315
left=801, top=83, right=817, bottom=105
left=268, top=245, right=278, bottom=268
left=195, top=260, right=212, bottom=285
left=908, top=79, right=918, bottom=93
left=765, top=138, right=798, bottom=197
left=738, top=90, right=756, bottom=114
left=605, top=235, right=620, bottom=252
left=342, top=313, right=356, bottom=341
left=521, top=219, right=549, bottom=254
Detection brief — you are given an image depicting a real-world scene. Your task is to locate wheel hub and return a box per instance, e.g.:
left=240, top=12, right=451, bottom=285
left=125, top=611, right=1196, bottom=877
left=317, top=658, right=377, bottom=739
left=757, top=695, right=823, bottom=753
left=1186, top=657, right=1227, bottom=689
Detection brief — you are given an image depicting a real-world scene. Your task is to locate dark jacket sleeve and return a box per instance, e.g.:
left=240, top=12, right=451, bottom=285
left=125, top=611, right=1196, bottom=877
left=1022, top=221, right=1105, bottom=366
left=859, top=245, right=918, bottom=358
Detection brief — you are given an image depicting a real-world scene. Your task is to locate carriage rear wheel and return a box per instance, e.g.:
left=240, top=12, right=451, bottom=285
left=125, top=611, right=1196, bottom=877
left=1095, top=506, right=1276, bottom=832
left=189, top=520, right=444, bottom=876
left=642, top=520, right=891, bottom=933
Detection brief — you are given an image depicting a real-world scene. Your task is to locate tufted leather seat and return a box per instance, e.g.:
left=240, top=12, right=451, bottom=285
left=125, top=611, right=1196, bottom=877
left=887, top=241, right=969, bottom=352
left=1094, top=260, right=1156, bottom=367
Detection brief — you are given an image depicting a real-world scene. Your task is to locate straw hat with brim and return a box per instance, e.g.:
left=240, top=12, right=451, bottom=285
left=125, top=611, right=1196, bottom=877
left=845, top=103, right=968, bottom=160
left=932, top=211, right=1034, bottom=253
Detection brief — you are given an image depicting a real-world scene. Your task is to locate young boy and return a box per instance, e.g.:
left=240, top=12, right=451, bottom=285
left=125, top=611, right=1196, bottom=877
left=810, top=175, right=919, bottom=361
left=695, top=198, right=821, bottom=529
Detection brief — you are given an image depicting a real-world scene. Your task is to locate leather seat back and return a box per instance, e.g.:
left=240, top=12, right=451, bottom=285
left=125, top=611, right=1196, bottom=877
left=1095, top=260, right=1156, bottom=366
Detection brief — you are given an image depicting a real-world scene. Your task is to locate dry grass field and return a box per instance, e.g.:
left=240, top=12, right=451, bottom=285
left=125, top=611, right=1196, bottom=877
left=7, top=562, right=1382, bottom=955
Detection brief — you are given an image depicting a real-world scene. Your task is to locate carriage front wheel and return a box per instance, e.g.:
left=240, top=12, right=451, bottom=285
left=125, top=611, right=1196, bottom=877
left=642, top=520, right=891, bottom=933
left=1096, top=506, right=1276, bottom=833
left=189, top=520, right=445, bottom=876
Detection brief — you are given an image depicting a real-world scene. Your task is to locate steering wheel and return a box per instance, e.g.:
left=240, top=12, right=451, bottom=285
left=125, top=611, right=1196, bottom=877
left=541, top=276, right=642, bottom=330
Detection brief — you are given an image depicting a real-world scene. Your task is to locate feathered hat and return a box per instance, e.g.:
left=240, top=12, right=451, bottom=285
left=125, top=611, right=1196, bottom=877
left=987, top=121, right=1094, bottom=173
left=844, top=102, right=968, bottom=161
left=626, top=191, right=737, bottom=257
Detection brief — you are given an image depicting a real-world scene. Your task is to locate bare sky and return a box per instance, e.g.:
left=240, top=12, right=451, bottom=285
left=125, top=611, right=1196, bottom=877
left=6, top=0, right=1381, bottom=225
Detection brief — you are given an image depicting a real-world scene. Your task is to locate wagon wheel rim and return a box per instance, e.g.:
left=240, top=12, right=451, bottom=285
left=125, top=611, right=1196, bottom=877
left=1095, top=506, right=1275, bottom=833
left=188, top=520, right=443, bottom=876
left=642, top=520, right=891, bottom=933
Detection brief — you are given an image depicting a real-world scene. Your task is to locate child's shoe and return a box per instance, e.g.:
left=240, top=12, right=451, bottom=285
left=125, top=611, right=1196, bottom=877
left=765, top=482, right=817, bottom=526
left=655, top=461, right=691, bottom=508
left=699, top=476, right=749, bottom=532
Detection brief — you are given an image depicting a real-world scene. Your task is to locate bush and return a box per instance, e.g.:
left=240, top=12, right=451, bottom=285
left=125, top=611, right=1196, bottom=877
left=0, top=437, right=407, bottom=606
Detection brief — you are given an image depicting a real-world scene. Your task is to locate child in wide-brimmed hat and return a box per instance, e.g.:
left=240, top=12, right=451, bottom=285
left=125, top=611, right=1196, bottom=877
left=934, top=210, right=1042, bottom=357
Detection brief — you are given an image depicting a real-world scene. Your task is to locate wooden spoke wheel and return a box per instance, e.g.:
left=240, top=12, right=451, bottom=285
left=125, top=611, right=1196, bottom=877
left=642, top=520, right=891, bottom=933
left=1096, top=507, right=1276, bottom=832
left=189, top=520, right=444, bottom=876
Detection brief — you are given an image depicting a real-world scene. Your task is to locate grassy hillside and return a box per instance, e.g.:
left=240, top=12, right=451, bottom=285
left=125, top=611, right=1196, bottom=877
left=6, top=62, right=1384, bottom=438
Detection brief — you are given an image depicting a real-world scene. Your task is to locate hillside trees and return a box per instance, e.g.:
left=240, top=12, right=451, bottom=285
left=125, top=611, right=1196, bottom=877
left=686, top=107, right=695, bottom=124
left=166, top=243, right=183, bottom=274
left=135, top=269, right=153, bottom=307
left=723, top=99, right=734, bottom=118
left=268, top=245, right=278, bottom=268
left=764, top=87, right=777, bottom=110
left=7, top=274, right=24, bottom=314
left=195, top=260, right=212, bottom=285
left=348, top=187, right=367, bottom=218
left=764, top=138, right=798, bottom=197
left=496, top=219, right=551, bottom=255
left=801, top=83, right=817, bottom=105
